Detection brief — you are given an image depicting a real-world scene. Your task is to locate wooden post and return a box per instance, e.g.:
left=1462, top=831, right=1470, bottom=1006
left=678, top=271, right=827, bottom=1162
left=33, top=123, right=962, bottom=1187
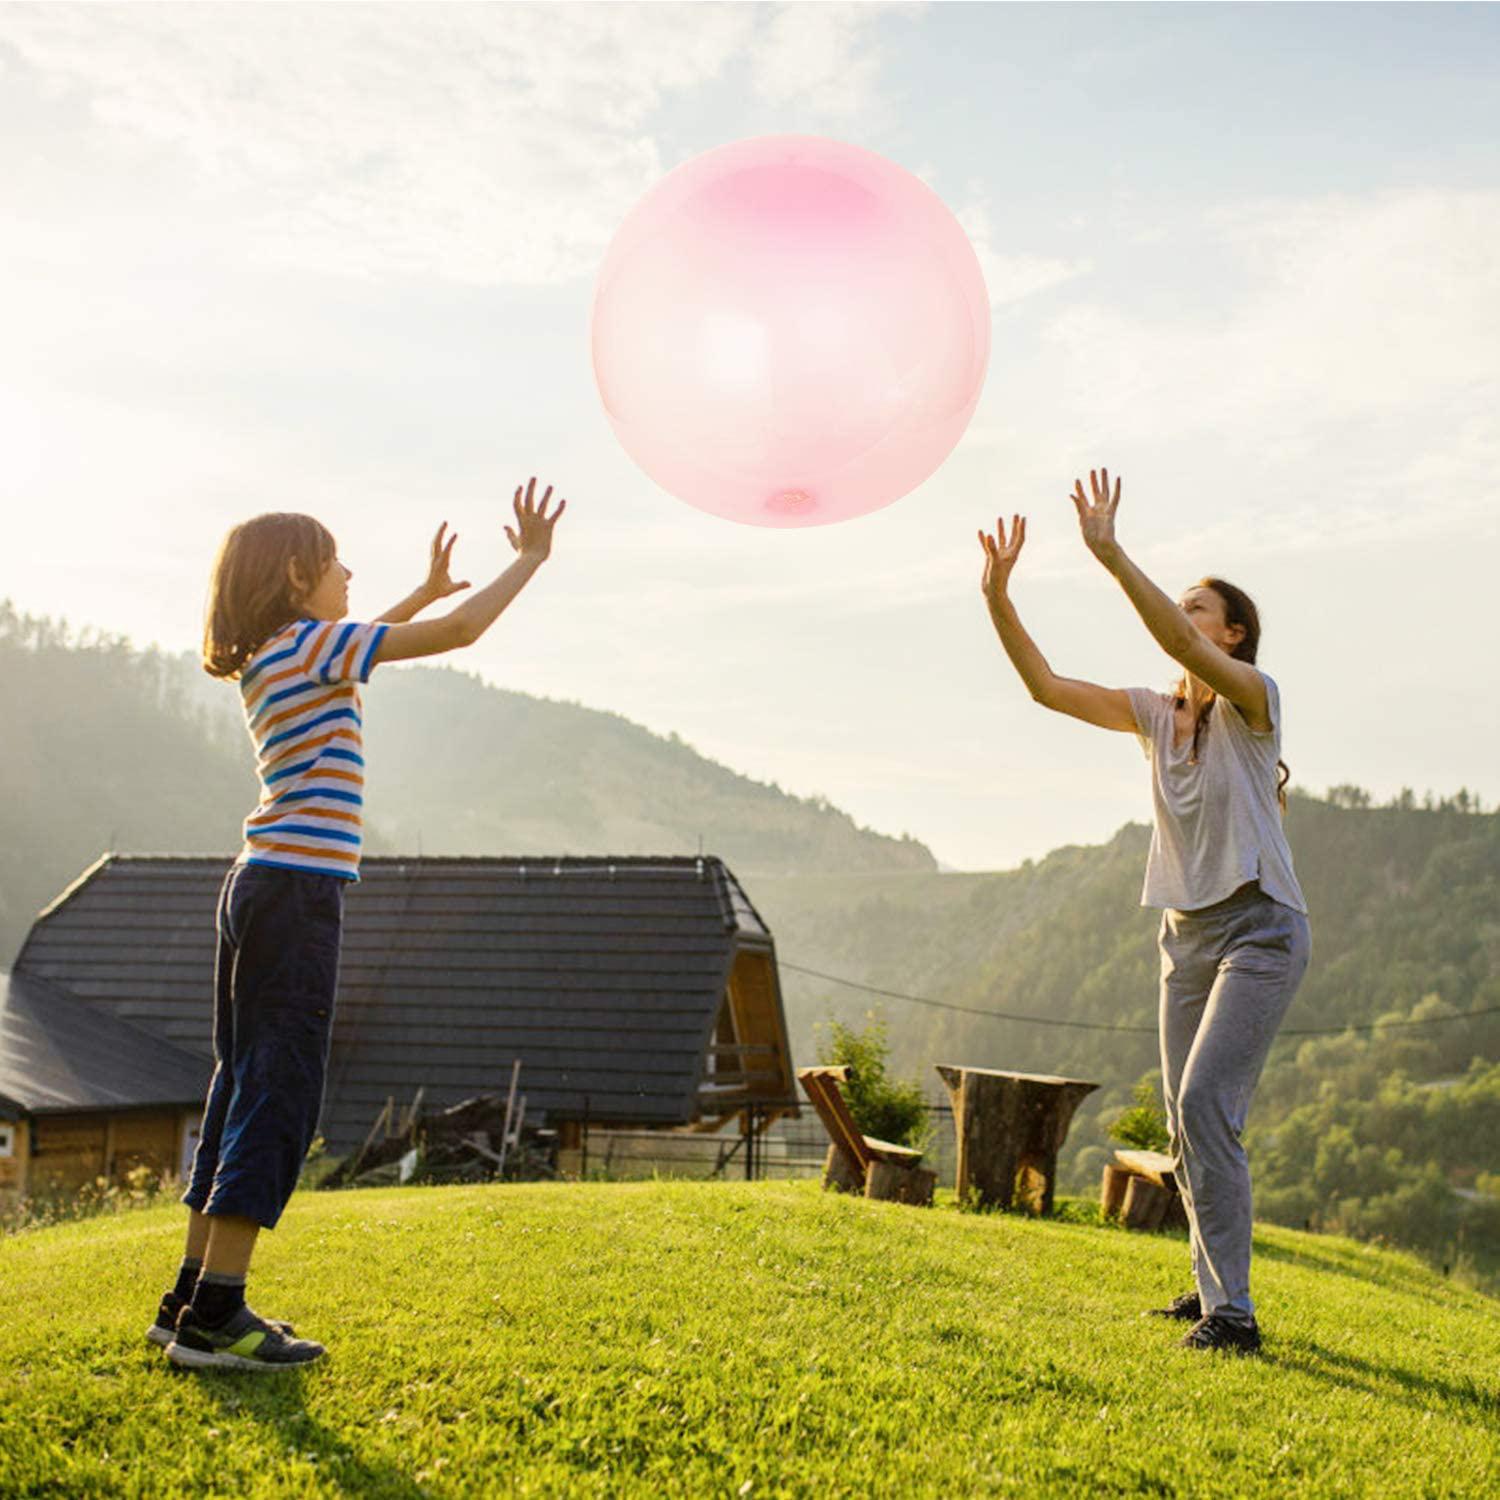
left=935, top=1066, right=1098, bottom=1214
left=557, top=1119, right=583, bottom=1180
left=497, top=1061, right=521, bottom=1177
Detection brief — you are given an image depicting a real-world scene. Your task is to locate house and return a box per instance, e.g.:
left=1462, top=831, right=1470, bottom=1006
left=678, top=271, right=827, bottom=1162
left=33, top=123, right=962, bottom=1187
left=0, top=853, right=798, bottom=1202
left=0, top=969, right=208, bottom=1202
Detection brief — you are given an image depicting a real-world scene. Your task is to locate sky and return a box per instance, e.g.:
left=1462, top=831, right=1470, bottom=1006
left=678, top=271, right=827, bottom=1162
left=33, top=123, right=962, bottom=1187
left=3, top=2, right=1498, bottom=871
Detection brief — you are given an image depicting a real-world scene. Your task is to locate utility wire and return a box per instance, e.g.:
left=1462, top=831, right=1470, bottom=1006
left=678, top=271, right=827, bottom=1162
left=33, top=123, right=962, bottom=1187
left=777, top=960, right=1500, bottom=1038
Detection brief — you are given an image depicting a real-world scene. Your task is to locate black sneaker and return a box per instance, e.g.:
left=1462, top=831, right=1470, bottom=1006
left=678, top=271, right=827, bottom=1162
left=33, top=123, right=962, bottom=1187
left=146, top=1292, right=294, bottom=1349
left=1147, top=1290, right=1202, bottom=1321
left=1181, top=1314, right=1262, bottom=1354
left=167, top=1305, right=325, bottom=1372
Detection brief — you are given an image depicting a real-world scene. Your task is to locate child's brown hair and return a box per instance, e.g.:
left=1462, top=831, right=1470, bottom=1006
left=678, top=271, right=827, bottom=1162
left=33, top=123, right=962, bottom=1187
left=202, top=513, right=336, bottom=679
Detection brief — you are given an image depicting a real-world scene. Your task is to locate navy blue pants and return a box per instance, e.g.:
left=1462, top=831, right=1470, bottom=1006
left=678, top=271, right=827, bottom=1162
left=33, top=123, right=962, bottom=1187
left=183, top=863, right=345, bottom=1229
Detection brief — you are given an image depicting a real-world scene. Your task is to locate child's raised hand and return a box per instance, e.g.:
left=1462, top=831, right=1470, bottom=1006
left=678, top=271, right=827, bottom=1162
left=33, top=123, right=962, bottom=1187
left=505, top=477, right=567, bottom=562
left=424, top=522, right=471, bottom=600
left=978, top=514, right=1025, bottom=603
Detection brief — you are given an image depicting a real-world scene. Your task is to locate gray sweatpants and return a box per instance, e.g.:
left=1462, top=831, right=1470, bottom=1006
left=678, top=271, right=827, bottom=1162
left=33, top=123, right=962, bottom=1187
left=1158, top=881, right=1311, bottom=1323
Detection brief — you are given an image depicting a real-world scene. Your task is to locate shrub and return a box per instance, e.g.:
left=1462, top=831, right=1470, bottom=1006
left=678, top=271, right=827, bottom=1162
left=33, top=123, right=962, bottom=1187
left=816, top=1017, right=929, bottom=1149
left=1107, top=1077, right=1171, bottom=1153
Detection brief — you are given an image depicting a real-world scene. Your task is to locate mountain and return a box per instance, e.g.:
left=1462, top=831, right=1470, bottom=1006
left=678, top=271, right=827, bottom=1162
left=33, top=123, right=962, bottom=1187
left=0, top=603, right=933, bottom=964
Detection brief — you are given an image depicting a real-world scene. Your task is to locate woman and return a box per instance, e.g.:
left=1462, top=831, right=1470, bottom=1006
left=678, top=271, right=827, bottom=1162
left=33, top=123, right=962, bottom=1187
left=978, top=468, right=1310, bottom=1354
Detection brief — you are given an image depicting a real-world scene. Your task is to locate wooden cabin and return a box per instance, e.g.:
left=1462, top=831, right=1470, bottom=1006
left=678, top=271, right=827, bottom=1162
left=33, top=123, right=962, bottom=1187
left=0, top=970, right=207, bottom=1207
left=4, top=854, right=799, bottom=1183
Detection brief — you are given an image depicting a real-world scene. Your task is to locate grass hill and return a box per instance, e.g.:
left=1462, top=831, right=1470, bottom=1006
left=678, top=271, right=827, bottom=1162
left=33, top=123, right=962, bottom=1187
left=2, top=1180, right=1497, bottom=1497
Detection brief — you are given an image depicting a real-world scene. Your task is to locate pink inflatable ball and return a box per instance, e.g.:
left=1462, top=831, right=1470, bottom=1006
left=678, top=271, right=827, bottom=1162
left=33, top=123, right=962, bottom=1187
left=591, top=136, right=991, bottom=529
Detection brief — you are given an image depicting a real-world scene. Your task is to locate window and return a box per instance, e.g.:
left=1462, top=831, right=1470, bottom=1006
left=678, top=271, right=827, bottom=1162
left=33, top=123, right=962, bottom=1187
left=0, top=1124, right=14, bottom=1159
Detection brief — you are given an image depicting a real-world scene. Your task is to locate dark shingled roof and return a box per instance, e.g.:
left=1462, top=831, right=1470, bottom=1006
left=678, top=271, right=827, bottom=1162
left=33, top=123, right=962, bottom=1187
left=0, top=969, right=209, bottom=1116
left=12, top=854, right=794, bottom=1152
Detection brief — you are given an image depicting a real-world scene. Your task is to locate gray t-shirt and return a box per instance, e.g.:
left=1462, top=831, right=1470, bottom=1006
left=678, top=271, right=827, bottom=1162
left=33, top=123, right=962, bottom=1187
left=1126, top=673, right=1307, bottom=914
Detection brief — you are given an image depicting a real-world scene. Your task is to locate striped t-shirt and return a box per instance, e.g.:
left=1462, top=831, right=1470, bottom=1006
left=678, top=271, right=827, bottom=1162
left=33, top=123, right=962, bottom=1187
left=236, top=618, right=389, bottom=880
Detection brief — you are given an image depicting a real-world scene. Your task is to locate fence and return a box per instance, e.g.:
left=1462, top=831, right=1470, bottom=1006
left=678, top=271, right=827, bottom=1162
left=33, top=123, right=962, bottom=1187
left=575, top=1101, right=959, bottom=1188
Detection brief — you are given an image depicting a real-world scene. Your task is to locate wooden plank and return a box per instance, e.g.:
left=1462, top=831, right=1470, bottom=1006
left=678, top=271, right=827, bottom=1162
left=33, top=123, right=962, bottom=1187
left=797, top=1071, right=870, bottom=1168
left=1112, top=1149, right=1178, bottom=1191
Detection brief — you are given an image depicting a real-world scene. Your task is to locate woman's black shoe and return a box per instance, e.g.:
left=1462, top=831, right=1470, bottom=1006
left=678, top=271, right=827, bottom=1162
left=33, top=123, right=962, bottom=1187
left=1181, top=1314, right=1262, bottom=1354
left=1147, top=1291, right=1201, bottom=1321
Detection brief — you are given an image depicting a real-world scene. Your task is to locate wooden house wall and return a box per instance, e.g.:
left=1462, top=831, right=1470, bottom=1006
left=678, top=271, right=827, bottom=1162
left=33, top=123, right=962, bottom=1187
left=0, top=1111, right=28, bottom=1207
left=27, top=1110, right=182, bottom=1197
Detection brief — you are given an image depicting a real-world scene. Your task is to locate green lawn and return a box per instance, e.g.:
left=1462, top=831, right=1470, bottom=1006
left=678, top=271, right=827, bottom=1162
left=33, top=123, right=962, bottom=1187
left=2, top=1180, right=1497, bottom=1497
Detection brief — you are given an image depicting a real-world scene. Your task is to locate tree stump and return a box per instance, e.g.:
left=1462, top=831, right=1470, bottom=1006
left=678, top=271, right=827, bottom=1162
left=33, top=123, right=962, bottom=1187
left=823, top=1143, right=863, bottom=1194
left=1120, top=1174, right=1170, bottom=1231
left=1100, top=1163, right=1133, bottom=1219
left=935, top=1065, right=1099, bottom=1214
left=864, top=1160, right=937, bottom=1207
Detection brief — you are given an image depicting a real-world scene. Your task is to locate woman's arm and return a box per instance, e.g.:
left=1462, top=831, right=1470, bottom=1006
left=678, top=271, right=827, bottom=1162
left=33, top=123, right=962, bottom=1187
left=979, top=515, right=1137, bottom=732
left=377, top=522, right=471, bottom=625
left=374, top=479, right=566, bottom=664
left=1071, top=469, right=1269, bottom=727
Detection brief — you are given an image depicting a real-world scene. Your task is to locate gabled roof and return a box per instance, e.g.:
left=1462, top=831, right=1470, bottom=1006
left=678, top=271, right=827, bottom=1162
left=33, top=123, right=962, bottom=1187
left=13, top=855, right=793, bottom=1150
left=0, top=969, right=209, bottom=1116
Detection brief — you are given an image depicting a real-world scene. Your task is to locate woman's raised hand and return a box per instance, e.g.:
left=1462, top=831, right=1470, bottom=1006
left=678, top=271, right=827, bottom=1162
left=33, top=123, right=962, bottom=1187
left=978, top=514, right=1026, bottom=603
left=505, top=477, right=568, bottom=562
left=1070, top=468, right=1121, bottom=567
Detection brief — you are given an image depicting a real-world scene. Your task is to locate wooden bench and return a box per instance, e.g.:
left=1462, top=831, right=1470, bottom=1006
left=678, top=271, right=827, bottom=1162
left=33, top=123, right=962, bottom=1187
left=796, top=1066, right=936, bottom=1207
left=934, top=1065, right=1098, bottom=1215
left=1101, top=1148, right=1190, bottom=1231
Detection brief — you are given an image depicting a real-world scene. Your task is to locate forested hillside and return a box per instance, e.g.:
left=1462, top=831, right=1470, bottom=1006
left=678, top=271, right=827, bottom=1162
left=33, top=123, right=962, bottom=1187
left=0, top=603, right=932, bottom=962
left=3, top=604, right=1495, bottom=1287
left=752, top=796, right=1500, bottom=1287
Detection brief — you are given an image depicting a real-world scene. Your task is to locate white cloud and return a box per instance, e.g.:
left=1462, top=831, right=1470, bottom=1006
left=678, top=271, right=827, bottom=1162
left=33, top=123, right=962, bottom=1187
left=746, top=3, right=893, bottom=121
left=954, top=189, right=1091, bottom=308
left=1040, top=190, right=1500, bottom=435
left=0, top=1, right=894, bottom=286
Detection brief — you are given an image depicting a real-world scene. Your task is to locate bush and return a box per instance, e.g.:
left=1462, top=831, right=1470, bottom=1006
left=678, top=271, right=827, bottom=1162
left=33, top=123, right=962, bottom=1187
left=1106, top=1077, right=1171, bottom=1153
left=816, top=1017, right=929, bottom=1149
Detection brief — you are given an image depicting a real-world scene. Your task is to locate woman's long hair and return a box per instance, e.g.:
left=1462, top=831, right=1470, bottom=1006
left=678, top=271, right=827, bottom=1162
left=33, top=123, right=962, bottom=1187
left=202, top=513, right=336, bottom=679
left=1174, top=576, right=1291, bottom=812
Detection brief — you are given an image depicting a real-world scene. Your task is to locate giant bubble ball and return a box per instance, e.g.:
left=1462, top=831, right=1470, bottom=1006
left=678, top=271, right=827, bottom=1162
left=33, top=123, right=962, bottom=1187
left=590, top=136, right=992, bottom=529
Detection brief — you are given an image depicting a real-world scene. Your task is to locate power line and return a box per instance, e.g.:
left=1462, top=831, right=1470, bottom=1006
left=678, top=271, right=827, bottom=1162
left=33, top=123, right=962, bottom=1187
left=777, top=960, right=1500, bottom=1039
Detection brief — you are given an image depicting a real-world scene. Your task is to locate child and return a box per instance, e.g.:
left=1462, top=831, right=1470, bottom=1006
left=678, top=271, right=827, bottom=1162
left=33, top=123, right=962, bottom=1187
left=978, top=469, right=1310, bottom=1355
left=154, top=479, right=566, bottom=1370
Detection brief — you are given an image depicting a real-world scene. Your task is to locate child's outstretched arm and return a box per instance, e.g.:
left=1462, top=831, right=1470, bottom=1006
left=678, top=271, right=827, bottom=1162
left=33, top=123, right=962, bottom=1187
left=377, top=522, right=472, bottom=625
left=374, top=478, right=566, bottom=664
left=1070, top=467, right=1268, bottom=724
left=979, top=513, right=1136, bottom=732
